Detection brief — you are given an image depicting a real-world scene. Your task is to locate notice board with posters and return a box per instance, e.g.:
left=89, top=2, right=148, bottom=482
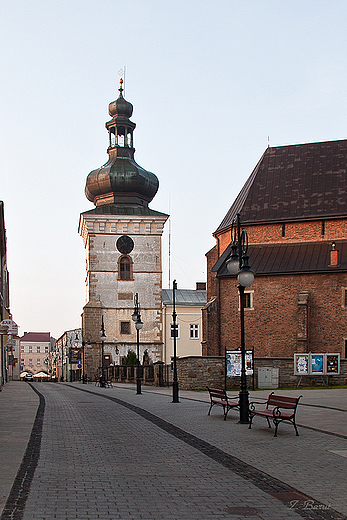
left=294, top=353, right=340, bottom=375
left=226, top=350, right=253, bottom=377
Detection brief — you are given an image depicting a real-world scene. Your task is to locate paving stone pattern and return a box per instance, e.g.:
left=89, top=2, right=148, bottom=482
left=2, top=383, right=347, bottom=520
left=18, top=385, right=302, bottom=520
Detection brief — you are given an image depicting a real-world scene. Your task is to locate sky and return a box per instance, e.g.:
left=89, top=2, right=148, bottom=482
left=2, top=0, right=347, bottom=339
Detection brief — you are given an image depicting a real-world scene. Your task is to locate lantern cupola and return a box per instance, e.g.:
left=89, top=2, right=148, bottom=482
left=85, top=79, right=159, bottom=208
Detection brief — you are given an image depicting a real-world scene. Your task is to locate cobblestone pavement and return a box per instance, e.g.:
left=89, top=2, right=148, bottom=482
left=1, top=382, right=347, bottom=520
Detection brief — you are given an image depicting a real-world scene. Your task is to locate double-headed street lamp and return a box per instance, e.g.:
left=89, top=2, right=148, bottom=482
left=226, top=213, right=254, bottom=424
left=132, top=293, right=143, bottom=395
left=100, top=315, right=107, bottom=388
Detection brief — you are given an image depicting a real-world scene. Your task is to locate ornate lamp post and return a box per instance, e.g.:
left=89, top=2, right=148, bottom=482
left=100, top=316, right=106, bottom=388
left=172, top=280, right=179, bottom=403
left=132, top=293, right=143, bottom=395
left=226, top=213, right=254, bottom=423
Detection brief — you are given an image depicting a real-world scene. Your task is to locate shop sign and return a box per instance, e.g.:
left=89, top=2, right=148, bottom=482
left=0, top=320, right=18, bottom=335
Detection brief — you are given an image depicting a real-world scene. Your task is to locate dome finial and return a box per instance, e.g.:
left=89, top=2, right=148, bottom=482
left=119, top=77, right=124, bottom=96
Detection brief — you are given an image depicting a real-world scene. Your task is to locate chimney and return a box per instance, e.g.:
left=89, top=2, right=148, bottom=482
left=329, top=242, right=339, bottom=267
left=196, top=282, right=206, bottom=291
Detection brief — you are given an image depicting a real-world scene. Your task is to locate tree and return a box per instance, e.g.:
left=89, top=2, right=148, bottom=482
left=122, top=350, right=138, bottom=365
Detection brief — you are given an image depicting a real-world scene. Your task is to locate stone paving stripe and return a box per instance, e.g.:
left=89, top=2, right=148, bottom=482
left=299, top=403, right=347, bottom=413
left=297, top=424, right=347, bottom=440
left=69, top=385, right=346, bottom=520
left=0, top=385, right=45, bottom=520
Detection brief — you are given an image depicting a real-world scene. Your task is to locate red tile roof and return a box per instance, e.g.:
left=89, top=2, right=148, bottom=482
left=216, top=139, right=347, bottom=233
left=20, top=332, right=51, bottom=342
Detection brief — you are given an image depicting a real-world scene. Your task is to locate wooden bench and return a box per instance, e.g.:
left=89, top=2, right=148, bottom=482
left=249, top=392, right=302, bottom=436
left=207, top=388, right=239, bottom=421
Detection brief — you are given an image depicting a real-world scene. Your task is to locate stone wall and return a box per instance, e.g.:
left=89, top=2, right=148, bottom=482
left=176, top=356, right=224, bottom=390
left=174, top=356, right=347, bottom=390
left=109, top=357, right=347, bottom=390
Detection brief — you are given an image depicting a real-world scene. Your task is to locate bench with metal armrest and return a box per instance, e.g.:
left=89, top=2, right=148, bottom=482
left=249, top=392, right=302, bottom=436
left=207, top=388, right=239, bottom=421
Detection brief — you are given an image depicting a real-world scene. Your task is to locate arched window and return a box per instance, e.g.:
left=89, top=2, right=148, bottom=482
left=118, top=255, right=132, bottom=280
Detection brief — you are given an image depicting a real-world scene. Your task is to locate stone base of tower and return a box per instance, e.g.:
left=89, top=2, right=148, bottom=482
left=81, top=300, right=103, bottom=380
left=82, top=299, right=164, bottom=378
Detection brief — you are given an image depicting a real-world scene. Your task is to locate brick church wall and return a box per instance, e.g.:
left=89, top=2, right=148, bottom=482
left=216, top=272, right=347, bottom=359
left=205, top=217, right=347, bottom=360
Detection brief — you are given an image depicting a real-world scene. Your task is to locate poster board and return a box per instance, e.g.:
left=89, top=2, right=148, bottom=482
left=294, top=353, right=340, bottom=375
left=226, top=350, right=253, bottom=377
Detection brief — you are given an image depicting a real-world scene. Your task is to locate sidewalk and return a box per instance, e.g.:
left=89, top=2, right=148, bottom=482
left=0, top=381, right=346, bottom=519
left=0, top=382, right=39, bottom=515
left=81, top=382, right=347, bottom=516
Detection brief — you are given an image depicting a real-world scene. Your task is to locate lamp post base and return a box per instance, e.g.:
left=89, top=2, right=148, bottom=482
left=172, top=381, right=179, bottom=403
left=238, top=389, right=250, bottom=424
left=136, top=365, right=142, bottom=395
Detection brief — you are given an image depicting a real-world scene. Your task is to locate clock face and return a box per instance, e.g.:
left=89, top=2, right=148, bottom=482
left=116, top=235, right=134, bottom=254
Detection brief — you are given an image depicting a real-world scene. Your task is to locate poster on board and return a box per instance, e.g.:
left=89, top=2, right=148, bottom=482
left=311, top=354, right=324, bottom=374
left=326, top=354, right=340, bottom=374
left=226, top=350, right=253, bottom=377
left=294, top=354, right=309, bottom=375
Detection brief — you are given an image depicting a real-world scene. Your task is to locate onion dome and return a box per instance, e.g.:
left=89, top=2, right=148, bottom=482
left=85, top=79, right=159, bottom=208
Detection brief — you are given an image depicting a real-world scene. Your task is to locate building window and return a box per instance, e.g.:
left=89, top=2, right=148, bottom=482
left=282, top=223, right=286, bottom=237
left=341, top=288, right=347, bottom=309
left=170, top=324, right=179, bottom=339
left=240, top=291, right=254, bottom=310
left=37, top=359, right=41, bottom=366
left=344, top=339, right=347, bottom=359
left=29, top=359, right=33, bottom=366
left=37, top=346, right=41, bottom=353
left=29, top=346, right=32, bottom=353
left=118, top=256, right=132, bottom=280
left=321, top=220, right=325, bottom=236
left=190, top=324, right=199, bottom=339
left=21, top=359, right=24, bottom=365
left=20, top=346, right=24, bottom=353
left=120, top=321, right=131, bottom=334
left=45, top=346, right=49, bottom=353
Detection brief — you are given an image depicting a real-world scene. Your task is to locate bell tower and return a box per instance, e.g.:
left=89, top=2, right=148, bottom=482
left=79, top=80, right=168, bottom=378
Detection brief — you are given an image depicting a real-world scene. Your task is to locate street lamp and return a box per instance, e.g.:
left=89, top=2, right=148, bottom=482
left=226, top=213, right=254, bottom=423
left=172, top=280, right=179, bottom=403
left=100, top=315, right=106, bottom=388
left=60, top=341, right=64, bottom=382
left=132, top=293, right=143, bottom=394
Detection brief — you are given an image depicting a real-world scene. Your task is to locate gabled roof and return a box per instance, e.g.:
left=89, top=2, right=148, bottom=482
left=213, top=240, right=347, bottom=276
left=20, top=332, right=51, bottom=342
left=215, top=139, right=347, bottom=233
left=162, top=289, right=207, bottom=306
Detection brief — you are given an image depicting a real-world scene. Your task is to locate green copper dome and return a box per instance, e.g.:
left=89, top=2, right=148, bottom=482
left=85, top=79, right=159, bottom=208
